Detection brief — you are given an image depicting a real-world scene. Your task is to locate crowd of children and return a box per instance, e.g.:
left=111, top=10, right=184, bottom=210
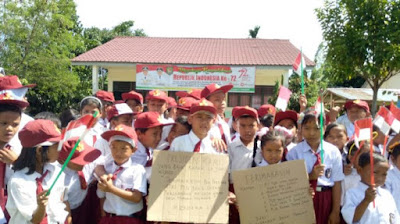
left=0, top=74, right=400, bottom=224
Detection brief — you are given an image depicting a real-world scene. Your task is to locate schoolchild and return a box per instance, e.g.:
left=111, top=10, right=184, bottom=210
left=95, top=90, right=115, bottom=128
left=175, top=97, right=197, bottom=119
left=79, top=96, right=104, bottom=145
left=385, top=143, right=400, bottom=214
left=157, top=116, right=191, bottom=151
left=121, top=90, right=144, bottom=115
left=335, top=100, right=370, bottom=138
left=274, top=110, right=298, bottom=150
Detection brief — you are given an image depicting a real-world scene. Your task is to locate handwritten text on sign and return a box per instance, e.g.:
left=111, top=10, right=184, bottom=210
left=147, top=151, right=229, bottom=223
left=232, top=160, right=315, bottom=224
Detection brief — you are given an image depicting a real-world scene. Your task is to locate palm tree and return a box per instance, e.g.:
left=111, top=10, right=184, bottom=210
left=249, top=26, right=260, bottom=38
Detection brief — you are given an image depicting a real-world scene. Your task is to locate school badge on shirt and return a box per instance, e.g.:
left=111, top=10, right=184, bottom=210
left=325, top=168, right=332, bottom=178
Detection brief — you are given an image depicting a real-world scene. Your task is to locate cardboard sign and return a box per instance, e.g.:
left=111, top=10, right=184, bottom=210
left=232, top=160, right=315, bottom=224
left=147, top=150, right=229, bottom=223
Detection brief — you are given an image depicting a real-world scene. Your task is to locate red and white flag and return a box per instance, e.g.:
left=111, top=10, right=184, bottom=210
left=373, top=106, right=394, bottom=135
left=390, top=102, right=400, bottom=133
left=314, top=96, right=324, bottom=118
left=293, top=52, right=306, bottom=74
left=275, top=86, right=292, bottom=112
left=58, top=114, right=98, bottom=150
left=354, top=118, right=372, bottom=148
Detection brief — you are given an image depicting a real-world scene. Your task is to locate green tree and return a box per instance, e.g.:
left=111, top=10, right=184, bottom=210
left=249, top=26, right=260, bottom=38
left=316, top=0, right=400, bottom=114
left=269, top=71, right=327, bottom=112
left=0, top=0, right=84, bottom=114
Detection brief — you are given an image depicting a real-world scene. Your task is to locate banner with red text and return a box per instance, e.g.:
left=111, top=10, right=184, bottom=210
left=136, top=64, right=256, bottom=93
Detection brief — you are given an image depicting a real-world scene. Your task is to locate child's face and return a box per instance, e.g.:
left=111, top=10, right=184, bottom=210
left=110, top=140, right=135, bottom=165
left=207, top=91, right=226, bottom=115
left=102, top=101, right=113, bottom=119
left=347, top=106, right=367, bottom=123
left=358, top=161, right=389, bottom=187
left=167, top=123, right=190, bottom=144
left=262, top=139, right=284, bottom=164
left=0, top=111, right=21, bottom=145
left=277, top=119, right=297, bottom=136
left=237, top=117, right=258, bottom=144
left=325, top=127, right=348, bottom=151
left=391, top=155, right=400, bottom=170
left=81, top=104, right=101, bottom=117
left=147, top=99, right=167, bottom=115
left=302, top=120, right=321, bottom=147
left=176, top=109, right=190, bottom=118
left=111, top=114, right=133, bottom=128
left=126, top=99, right=143, bottom=114
left=188, top=112, right=215, bottom=138
left=46, top=143, right=60, bottom=163
left=138, top=126, right=163, bottom=149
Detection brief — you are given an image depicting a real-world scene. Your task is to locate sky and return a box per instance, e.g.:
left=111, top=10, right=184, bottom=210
left=74, top=0, right=324, bottom=60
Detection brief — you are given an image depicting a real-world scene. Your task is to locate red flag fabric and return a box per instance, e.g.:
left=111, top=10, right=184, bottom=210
left=293, top=52, right=306, bottom=74
left=373, top=106, right=394, bottom=135
left=354, top=118, right=372, bottom=148
left=390, top=102, right=400, bottom=133
left=275, top=86, right=292, bottom=112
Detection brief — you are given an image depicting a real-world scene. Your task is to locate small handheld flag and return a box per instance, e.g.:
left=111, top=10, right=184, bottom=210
left=354, top=118, right=372, bottom=148
left=390, top=102, right=400, bottom=133
left=293, top=50, right=306, bottom=94
left=275, top=86, right=292, bottom=112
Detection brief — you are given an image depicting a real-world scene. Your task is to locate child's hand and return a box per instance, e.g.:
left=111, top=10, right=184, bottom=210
left=328, top=105, right=341, bottom=122
left=211, top=138, right=227, bottom=153
left=0, top=149, right=18, bottom=164
left=97, top=174, right=114, bottom=193
left=343, top=164, right=353, bottom=176
left=228, top=191, right=237, bottom=205
left=299, top=95, right=307, bottom=113
left=364, top=185, right=376, bottom=203
left=308, top=186, right=315, bottom=199
left=37, top=191, right=49, bottom=208
left=310, top=164, right=325, bottom=180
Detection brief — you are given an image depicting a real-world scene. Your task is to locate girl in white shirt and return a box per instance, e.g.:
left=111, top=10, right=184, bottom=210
left=385, top=143, right=400, bottom=214
left=342, top=152, right=399, bottom=224
left=257, top=130, right=286, bottom=167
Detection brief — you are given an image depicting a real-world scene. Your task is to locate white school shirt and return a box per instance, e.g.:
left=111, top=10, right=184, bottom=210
left=96, top=157, right=147, bottom=216
left=385, top=166, right=400, bottom=214
left=209, top=115, right=231, bottom=145
left=64, top=161, right=96, bottom=210
left=131, top=141, right=153, bottom=181
left=6, top=163, right=68, bottom=224
left=257, top=159, right=281, bottom=167
left=337, top=114, right=355, bottom=138
left=286, top=140, right=345, bottom=186
left=98, top=117, right=109, bottom=129
left=170, top=130, right=220, bottom=154
left=228, top=138, right=261, bottom=173
left=341, top=168, right=361, bottom=206
left=94, top=136, right=111, bottom=158
left=342, top=181, right=400, bottom=224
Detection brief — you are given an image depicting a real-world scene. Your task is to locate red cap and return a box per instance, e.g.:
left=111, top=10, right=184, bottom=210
left=0, top=89, right=29, bottom=108
left=95, top=90, right=115, bottom=103
left=102, top=125, right=138, bottom=148
left=233, top=106, right=259, bottom=121
left=19, top=120, right=62, bottom=148
left=134, top=112, right=172, bottom=129
left=59, top=137, right=101, bottom=166
left=201, top=83, right=233, bottom=99
left=114, top=100, right=125, bottom=104
left=258, top=104, right=276, bottom=117
left=122, top=91, right=143, bottom=105
left=190, top=98, right=217, bottom=115
left=177, top=97, right=197, bottom=111
left=107, top=103, right=133, bottom=121
left=274, top=110, right=299, bottom=127
left=167, top=97, right=177, bottom=109
left=146, top=90, right=168, bottom=102
left=176, top=89, right=202, bottom=100
left=0, top=75, right=36, bottom=90
left=344, top=100, right=370, bottom=112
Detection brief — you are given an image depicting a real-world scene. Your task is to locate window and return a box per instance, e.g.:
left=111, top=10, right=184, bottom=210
left=227, top=85, right=274, bottom=108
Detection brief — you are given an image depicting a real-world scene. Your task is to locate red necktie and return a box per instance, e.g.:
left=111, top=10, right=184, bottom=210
left=111, top=167, right=124, bottom=181
left=309, top=151, right=321, bottom=192
left=193, top=140, right=202, bottom=152
left=77, top=171, right=87, bottom=190
left=0, top=145, right=10, bottom=209
left=218, top=124, right=227, bottom=145
left=36, top=170, right=49, bottom=195
left=145, top=148, right=152, bottom=167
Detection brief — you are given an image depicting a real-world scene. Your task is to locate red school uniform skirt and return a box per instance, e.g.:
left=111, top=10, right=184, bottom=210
left=313, top=186, right=332, bottom=224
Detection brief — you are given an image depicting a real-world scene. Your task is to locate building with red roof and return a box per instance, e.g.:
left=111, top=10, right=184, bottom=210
left=71, top=36, right=314, bottom=108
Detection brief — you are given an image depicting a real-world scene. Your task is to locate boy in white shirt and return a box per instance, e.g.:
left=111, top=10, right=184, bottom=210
left=97, top=125, right=147, bottom=224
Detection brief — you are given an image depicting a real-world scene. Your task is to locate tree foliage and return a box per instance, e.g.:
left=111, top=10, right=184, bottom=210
left=249, top=26, right=260, bottom=38
left=316, top=0, right=400, bottom=114
left=0, top=1, right=146, bottom=114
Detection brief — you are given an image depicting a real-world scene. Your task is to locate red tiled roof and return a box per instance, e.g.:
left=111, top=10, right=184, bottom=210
left=72, top=37, right=315, bottom=66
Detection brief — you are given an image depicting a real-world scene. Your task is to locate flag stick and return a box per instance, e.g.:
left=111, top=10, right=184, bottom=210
left=369, top=119, right=375, bottom=208
left=46, top=111, right=98, bottom=196
left=382, top=135, right=388, bottom=157
left=300, top=49, right=305, bottom=95
left=320, top=91, right=324, bottom=164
